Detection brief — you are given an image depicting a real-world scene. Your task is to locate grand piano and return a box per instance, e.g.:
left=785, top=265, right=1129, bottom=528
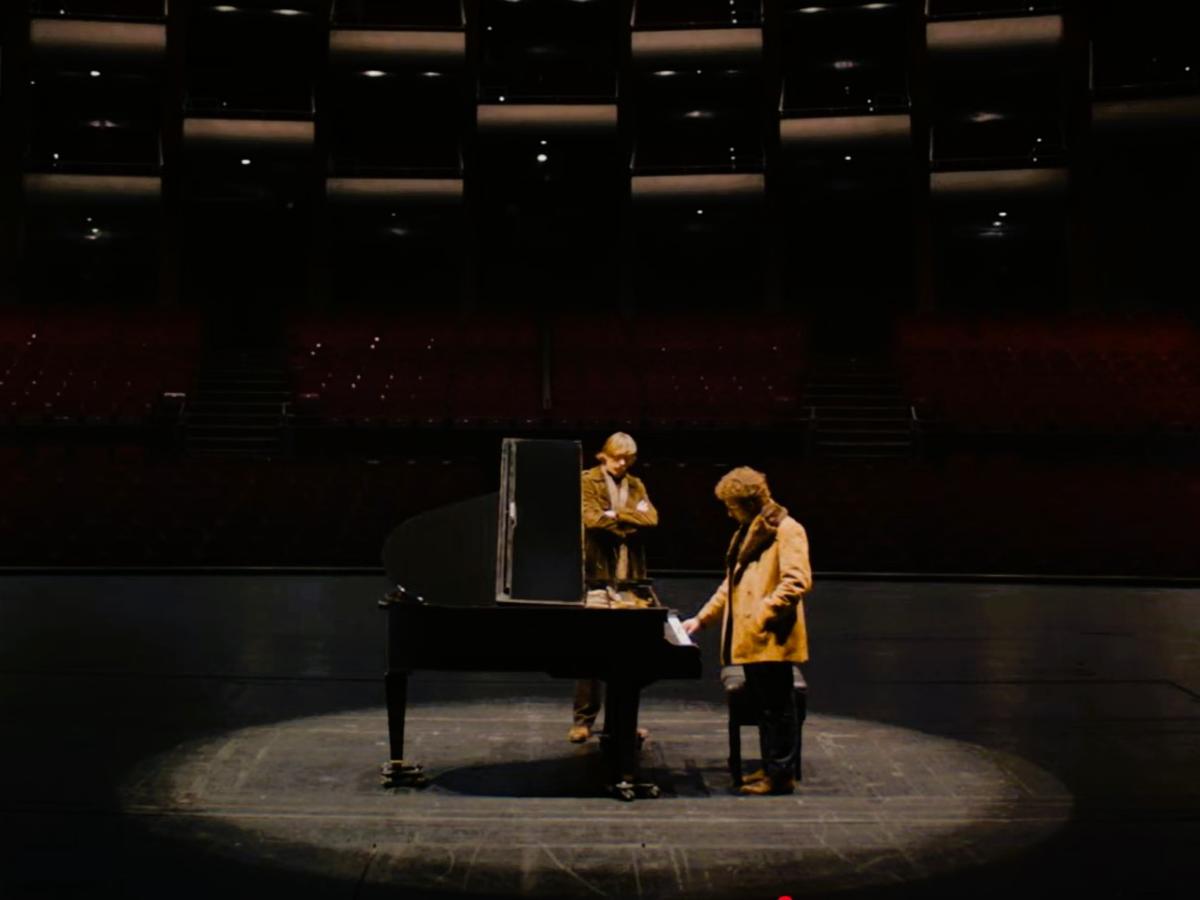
left=379, top=439, right=701, bottom=801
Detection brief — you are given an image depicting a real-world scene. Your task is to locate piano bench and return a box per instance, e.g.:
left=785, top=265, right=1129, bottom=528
left=721, top=664, right=807, bottom=787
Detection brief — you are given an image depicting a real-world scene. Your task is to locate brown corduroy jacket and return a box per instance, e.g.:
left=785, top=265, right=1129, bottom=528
left=696, top=501, right=813, bottom=665
left=581, top=465, right=658, bottom=587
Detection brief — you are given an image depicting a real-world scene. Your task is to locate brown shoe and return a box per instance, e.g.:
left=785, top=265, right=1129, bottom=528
left=567, top=725, right=590, bottom=743
left=741, top=768, right=768, bottom=784
left=739, top=774, right=795, bottom=796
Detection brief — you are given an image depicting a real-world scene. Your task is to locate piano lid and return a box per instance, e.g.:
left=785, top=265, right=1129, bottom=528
left=382, top=492, right=499, bottom=607
left=381, top=438, right=586, bottom=608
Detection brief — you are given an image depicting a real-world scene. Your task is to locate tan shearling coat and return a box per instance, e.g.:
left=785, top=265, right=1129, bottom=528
left=696, top=502, right=812, bottom=665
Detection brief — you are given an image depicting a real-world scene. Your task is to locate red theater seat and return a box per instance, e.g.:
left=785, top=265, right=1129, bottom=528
left=899, top=313, right=1200, bottom=433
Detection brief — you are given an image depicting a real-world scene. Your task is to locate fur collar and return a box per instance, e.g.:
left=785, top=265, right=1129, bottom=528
left=727, top=501, right=788, bottom=583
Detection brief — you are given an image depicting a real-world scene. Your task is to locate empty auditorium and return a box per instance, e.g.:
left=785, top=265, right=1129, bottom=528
left=2, top=2, right=1198, bottom=898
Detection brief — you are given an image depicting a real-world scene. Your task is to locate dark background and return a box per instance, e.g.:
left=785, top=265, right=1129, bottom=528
left=1, top=0, right=1198, bottom=576
left=2, top=7, right=1199, bottom=899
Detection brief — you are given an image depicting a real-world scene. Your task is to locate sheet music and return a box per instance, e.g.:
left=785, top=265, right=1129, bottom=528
left=664, top=612, right=694, bottom=646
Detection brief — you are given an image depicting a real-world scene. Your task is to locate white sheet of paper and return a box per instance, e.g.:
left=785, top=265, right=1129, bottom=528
left=665, top=612, right=694, bottom=646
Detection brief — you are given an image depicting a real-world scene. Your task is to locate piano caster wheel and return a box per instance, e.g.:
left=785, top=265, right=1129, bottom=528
left=380, top=760, right=428, bottom=788
left=609, top=781, right=660, bottom=801
left=611, top=781, right=637, bottom=802
left=636, top=782, right=661, bottom=799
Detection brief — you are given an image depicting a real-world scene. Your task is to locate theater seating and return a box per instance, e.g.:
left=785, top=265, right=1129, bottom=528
left=289, top=310, right=809, bottom=430
left=898, top=314, right=1200, bottom=432
left=289, top=311, right=541, bottom=426
left=0, top=306, right=202, bottom=425
left=550, top=312, right=808, bottom=427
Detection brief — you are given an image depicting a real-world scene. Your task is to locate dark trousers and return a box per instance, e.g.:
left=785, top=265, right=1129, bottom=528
left=573, top=678, right=603, bottom=727
left=743, top=662, right=799, bottom=780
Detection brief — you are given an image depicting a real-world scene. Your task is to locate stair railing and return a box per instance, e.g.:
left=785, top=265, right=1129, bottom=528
left=910, top=404, right=923, bottom=460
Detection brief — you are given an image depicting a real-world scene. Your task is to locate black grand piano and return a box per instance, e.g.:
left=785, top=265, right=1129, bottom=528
left=379, top=439, right=701, bottom=801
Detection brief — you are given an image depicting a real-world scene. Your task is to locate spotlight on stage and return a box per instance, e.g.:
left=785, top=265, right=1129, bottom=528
left=122, top=701, right=1072, bottom=898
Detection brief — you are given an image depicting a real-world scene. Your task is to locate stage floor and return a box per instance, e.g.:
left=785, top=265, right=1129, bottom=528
left=2, top=574, right=1198, bottom=898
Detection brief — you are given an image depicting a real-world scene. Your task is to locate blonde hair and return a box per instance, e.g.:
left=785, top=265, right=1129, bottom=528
left=597, top=432, right=638, bottom=460
left=714, top=466, right=770, bottom=505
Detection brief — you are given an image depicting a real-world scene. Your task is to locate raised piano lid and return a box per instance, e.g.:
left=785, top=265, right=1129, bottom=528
left=381, top=438, right=587, bottom=608
left=382, top=492, right=500, bottom=607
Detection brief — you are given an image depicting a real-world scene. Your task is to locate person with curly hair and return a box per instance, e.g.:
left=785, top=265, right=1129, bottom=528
left=683, top=466, right=812, bottom=795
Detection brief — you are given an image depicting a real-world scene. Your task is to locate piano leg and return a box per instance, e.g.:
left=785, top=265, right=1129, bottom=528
left=381, top=669, right=427, bottom=788
left=603, top=679, right=659, bottom=801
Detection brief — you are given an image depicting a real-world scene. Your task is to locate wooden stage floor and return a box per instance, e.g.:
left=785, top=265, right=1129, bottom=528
left=1, top=574, right=1198, bottom=898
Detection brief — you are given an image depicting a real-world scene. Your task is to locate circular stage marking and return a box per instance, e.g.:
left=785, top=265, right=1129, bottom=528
left=121, top=700, right=1072, bottom=898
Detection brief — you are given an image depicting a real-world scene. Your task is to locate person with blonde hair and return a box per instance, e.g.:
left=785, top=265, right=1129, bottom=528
left=683, top=466, right=812, bottom=794
left=568, top=432, right=659, bottom=743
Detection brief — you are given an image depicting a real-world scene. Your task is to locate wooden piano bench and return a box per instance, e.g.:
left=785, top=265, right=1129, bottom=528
left=721, top=664, right=807, bottom=787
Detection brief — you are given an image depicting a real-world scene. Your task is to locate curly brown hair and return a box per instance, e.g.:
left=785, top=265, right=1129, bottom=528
left=714, top=466, right=770, bottom=505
